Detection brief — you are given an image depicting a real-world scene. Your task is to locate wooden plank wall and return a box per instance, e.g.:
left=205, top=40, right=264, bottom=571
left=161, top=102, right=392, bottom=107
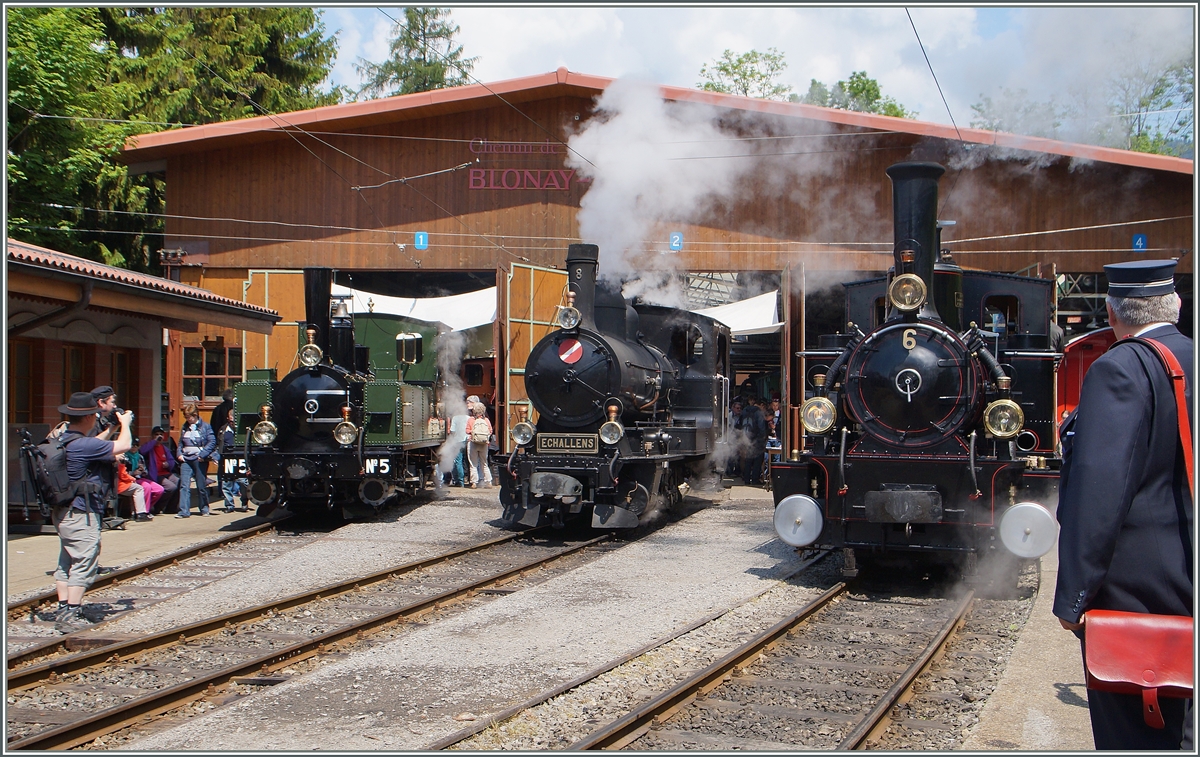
left=163, top=96, right=1192, bottom=281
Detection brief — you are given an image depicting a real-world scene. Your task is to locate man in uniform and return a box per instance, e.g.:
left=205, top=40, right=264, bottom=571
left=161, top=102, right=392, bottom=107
left=1053, top=259, right=1193, bottom=750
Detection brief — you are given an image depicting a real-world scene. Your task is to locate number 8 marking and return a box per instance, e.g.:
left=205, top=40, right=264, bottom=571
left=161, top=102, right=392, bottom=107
left=903, top=328, right=917, bottom=350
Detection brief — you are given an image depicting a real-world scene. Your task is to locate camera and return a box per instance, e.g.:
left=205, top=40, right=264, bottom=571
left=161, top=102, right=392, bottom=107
left=97, top=407, right=128, bottom=432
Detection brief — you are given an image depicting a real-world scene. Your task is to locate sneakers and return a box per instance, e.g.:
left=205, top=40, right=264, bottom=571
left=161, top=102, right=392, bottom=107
left=54, top=606, right=92, bottom=634
left=174, top=513, right=189, bottom=519
left=135, top=513, right=153, bottom=522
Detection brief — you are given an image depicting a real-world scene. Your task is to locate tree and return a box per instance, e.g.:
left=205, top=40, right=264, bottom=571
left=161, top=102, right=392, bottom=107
left=6, top=7, right=148, bottom=266
left=1112, top=58, right=1194, bottom=156
left=355, top=8, right=478, bottom=99
left=6, top=7, right=343, bottom=270
left=101, top=7, right=344, bottom=124
left=800, top=71, right=916, bottom=118
left=970, top=57, right=1194, bottom=158
left=697, top=48, right=793, bottom=100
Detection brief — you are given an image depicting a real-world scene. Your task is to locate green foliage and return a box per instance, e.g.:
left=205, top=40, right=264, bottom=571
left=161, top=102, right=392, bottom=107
left=800, top=71, right=916, bottom=118
left=6, top=7, right=342, bottom=271
left=697, top=48, right=793, bottom=100
left=355, top=8, right=478, bottom=99
left=970, top=57, right=1193, bottom=158
left=1118, top=58, right=1193, bottom=157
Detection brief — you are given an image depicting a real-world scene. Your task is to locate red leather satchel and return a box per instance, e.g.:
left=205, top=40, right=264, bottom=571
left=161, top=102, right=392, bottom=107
left=1084, top=610, right=1194, bottom=728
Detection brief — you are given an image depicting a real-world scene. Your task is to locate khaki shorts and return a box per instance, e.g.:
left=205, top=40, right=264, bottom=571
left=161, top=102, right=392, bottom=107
left=52, top=507, right=102, bottom=588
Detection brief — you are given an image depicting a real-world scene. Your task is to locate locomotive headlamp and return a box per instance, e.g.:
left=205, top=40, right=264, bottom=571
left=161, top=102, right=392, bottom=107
left=333, top=406, right=357, bottom=446
left=333, top=421, right=358, bottom=446
left=983, top=399, right=1024, bottom=439
left=599, top=421, right=625, bottom=445
left=299, top=328, right=323, bottom=367
left=557, top=305, right=582, bottom=330
left=511, top=421, right=535, bottom=446
left=888, top=273, right=928, bottom=312
left=252, top=421, right=278, bottom=445
left=800, top=396, right=837, bottom=435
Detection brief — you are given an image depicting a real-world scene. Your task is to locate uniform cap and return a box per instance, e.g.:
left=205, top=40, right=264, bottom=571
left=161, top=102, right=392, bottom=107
left=1104, top=259, right=1177, bottom=298
left=90, top=385, right=115, bottom=401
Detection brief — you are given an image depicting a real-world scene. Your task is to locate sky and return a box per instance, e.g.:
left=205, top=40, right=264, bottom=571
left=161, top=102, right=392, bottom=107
left=316, top=4, right=1195, bottom=142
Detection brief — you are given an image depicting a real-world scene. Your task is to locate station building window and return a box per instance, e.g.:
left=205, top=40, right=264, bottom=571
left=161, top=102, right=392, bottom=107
left=111, top=350, right=129, bottom=408
left=63, top=345, right=85, bottom=402
left=9, top=340, right=32, bottom=424
left=183, top=345, right=243, bottom=401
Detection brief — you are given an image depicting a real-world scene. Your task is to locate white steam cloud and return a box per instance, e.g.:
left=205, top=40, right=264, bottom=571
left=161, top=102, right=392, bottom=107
left=566, top=78, right=764, bottom=306
left=435, top=329, right=468, bottom=478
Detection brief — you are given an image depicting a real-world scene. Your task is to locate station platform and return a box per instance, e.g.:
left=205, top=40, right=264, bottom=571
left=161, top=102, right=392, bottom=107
left=5, top=508, right=270, bottom=599
left=964, top=544, right=1094, bottom=749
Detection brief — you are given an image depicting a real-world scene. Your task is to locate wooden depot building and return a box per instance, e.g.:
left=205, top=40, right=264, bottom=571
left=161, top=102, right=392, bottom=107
left=116, top=67, right=1194, bottom=447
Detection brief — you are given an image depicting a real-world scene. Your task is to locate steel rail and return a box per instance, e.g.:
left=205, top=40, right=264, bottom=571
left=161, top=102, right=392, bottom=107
left=430, top=550, right=832, bottom=750
left=8, top=527, right=547, bottom=686
left=8, top=532, right=611, bottom=751
left=567, top=581, right=847, bottom=751
left=836, top=590, right=975, bottom=750
left=7, top=517, right=291, bottom=617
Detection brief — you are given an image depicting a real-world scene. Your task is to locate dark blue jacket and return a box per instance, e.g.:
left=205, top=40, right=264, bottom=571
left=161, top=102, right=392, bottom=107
left=1053, top=323, right=1193, bottom=623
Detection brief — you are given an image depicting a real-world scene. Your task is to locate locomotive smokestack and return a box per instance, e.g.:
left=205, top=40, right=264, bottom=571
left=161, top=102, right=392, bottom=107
left=886, top=162, right=945, bottom=321
left=566, top=243, right=599, bottom=327
left=304, top=267, right=333, bottom=357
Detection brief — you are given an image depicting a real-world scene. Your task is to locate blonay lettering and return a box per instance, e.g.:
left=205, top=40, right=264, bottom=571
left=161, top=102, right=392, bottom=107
left=468, top=168, right=584, bottom=191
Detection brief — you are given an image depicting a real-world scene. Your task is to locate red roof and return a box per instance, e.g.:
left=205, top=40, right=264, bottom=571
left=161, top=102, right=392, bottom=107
left=7, top=238, right=278, bottom=318
left=120, top=68, right=1193, bottom=175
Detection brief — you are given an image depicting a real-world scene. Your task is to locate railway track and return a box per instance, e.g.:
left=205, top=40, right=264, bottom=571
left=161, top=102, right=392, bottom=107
left=6, top=516, right=309, bottom=666
left=568, top=586, right=975, bottom=751
left=6, top=527, right=620, bottom=750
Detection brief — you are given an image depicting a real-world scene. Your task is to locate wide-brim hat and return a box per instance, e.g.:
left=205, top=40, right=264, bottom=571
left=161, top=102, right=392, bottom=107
left=58, top=392, right=100, bottom=416
left=1105, top=260, right=1177, bottom=298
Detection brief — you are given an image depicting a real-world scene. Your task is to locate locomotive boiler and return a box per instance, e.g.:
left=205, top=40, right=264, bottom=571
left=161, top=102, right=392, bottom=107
left=499, top=243, right=733, bottom=529
left=771, top=162, right=1061, bottom=583
left=226, top=268, right=444, bottom=520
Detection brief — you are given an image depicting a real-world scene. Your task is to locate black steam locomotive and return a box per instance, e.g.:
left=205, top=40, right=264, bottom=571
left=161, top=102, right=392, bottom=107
left=499, top=243, right=733, bottom=529
left=772, top=162, right=1061, bottom=580
left=226, top=268, right=444, bottom=520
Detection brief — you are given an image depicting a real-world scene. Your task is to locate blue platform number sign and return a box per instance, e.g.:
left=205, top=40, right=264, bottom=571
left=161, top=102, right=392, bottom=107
left=414, top=231, right=429, bottom=250
left=1132, top=233, right=1148, bottom=252
left=669, top=232, right=683, bottom=252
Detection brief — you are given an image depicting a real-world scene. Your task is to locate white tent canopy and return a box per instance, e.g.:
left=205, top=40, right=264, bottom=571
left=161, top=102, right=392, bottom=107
left=331, top=284, right=497, bottom=332
left=693, top=290, right=782, bottom=335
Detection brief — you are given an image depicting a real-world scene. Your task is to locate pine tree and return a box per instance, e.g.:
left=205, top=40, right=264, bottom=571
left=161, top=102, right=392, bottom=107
left=355, top=8, right=478, bottom=99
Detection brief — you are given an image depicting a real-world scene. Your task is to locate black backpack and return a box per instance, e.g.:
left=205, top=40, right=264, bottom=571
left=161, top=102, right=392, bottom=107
left=26, top=432, right=97, bottom=514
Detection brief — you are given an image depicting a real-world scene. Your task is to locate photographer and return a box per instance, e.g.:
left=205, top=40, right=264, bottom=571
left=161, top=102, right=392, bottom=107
left=139, top=427, right=179, bottom=514
left=89, top=386, right=121, bottom=440
left=51, top=392, right=133, bottom=632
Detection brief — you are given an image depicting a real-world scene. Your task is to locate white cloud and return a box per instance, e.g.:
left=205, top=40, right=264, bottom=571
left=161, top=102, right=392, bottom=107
left=321, top=5, right=1194, bottom=137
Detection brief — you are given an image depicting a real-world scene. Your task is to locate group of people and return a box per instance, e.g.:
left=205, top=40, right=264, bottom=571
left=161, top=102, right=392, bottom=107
left=49, top=386, right=249, bottom=634
left=439, top=394, right=495, bottom=488
left=727, top=395, right=781, bottom=487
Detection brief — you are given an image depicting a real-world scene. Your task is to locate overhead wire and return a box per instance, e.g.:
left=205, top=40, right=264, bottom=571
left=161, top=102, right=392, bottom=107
left=905, top=7, right=968, bottom=216
left=372, top=6, right=596, bottom=170
left=25, top=201, right=1188, bottom=249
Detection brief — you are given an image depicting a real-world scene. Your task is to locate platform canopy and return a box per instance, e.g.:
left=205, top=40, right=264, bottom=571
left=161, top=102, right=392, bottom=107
left=693, top=290, right=782, bottom=335
left=332, top=284, right=497, bottom=332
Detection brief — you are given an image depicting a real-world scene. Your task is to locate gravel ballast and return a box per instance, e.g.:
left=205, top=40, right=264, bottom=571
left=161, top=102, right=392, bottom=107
left=120, top=492, right=809, bottom=751
left=97, top=494, right=503, bottom=637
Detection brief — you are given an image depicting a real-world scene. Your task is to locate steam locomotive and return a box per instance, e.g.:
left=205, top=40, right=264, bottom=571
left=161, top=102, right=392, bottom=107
left=499, top=243, right=733, bottom=529
left=772, top=162, right=1062, bottom=581
left=226, top=268, right=444, bottom=520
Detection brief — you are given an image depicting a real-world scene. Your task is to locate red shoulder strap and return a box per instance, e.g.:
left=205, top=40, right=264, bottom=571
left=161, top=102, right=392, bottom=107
left=1117, top=336, right=1193, bottom=499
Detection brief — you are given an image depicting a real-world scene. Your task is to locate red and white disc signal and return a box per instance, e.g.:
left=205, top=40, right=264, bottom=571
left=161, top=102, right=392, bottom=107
left=558, top=339, right=583, bottom=364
